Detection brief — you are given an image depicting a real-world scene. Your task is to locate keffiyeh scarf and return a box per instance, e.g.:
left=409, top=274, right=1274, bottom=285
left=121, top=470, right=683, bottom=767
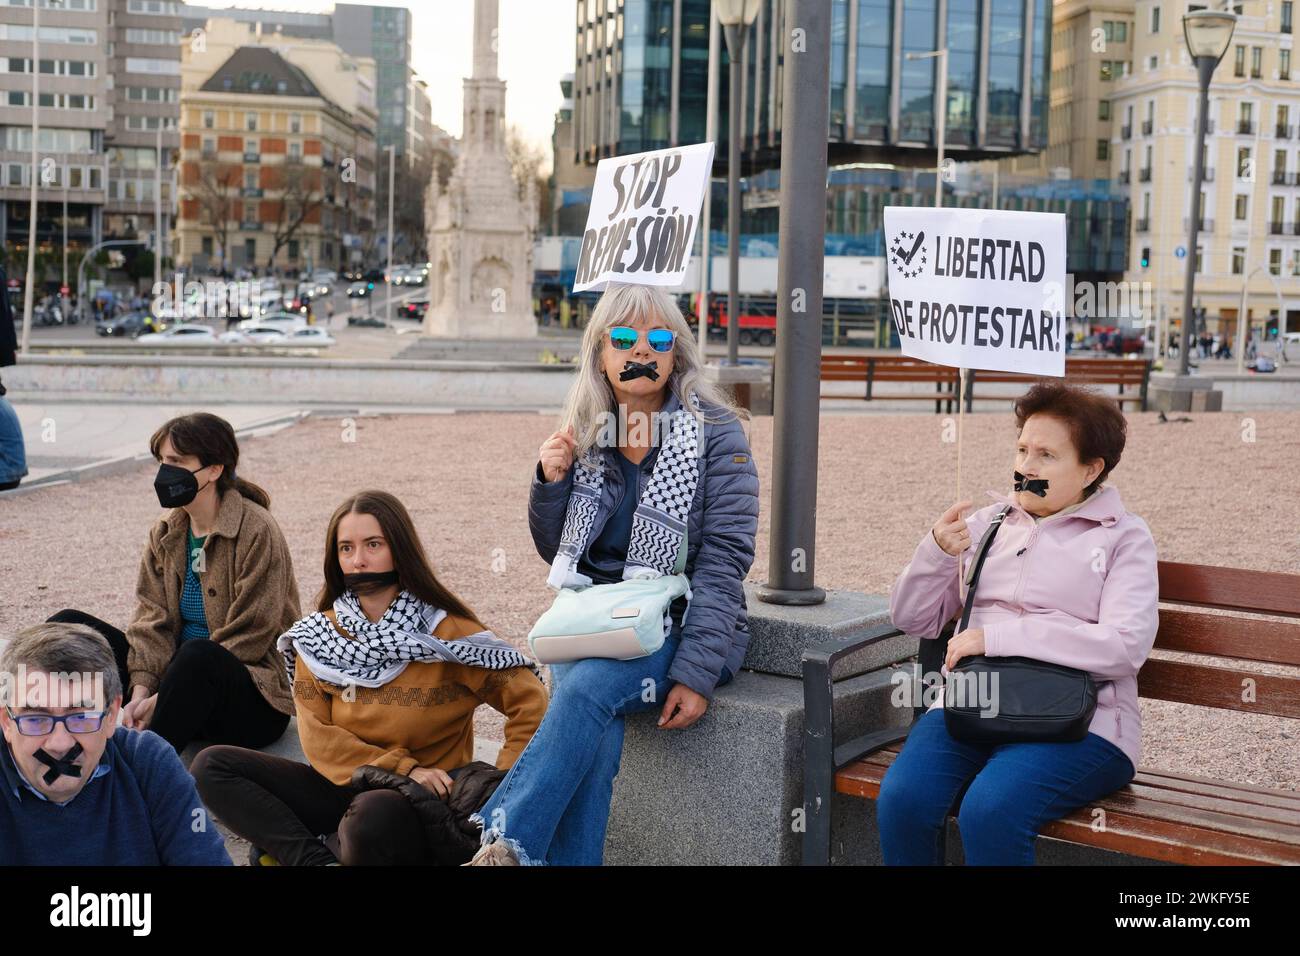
left=548, top=391, right=703, bottom=590
left=278, top=590, right=538, bottom=689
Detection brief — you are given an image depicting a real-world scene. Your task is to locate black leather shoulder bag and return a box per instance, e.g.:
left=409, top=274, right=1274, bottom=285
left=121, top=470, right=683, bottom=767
left=943, top=504, right=1099, bottom=744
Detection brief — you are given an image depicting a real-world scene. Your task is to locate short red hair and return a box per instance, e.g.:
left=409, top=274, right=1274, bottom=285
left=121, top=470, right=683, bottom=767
left=1013, top=382, right=1126, bottom=494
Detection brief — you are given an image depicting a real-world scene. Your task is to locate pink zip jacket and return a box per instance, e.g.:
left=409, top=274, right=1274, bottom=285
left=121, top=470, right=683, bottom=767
left=889, top=484, right=1159, bottom=770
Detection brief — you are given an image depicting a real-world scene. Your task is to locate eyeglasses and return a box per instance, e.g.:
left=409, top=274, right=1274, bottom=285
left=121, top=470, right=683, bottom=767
left=4, top=708, right=108, bottom=737
left=609, top=326, right=675, bottom=352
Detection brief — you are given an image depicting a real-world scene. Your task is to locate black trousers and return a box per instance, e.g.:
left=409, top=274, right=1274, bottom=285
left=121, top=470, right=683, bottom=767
left=46, top=609, right=289, bottom=753
left=192, top=745, right=431, bottom=866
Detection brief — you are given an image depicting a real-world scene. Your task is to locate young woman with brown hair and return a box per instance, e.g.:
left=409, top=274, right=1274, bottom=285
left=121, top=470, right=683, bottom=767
left=192, top=490, right=548, bottom=866
left=47, top=412, right=299, bottom=753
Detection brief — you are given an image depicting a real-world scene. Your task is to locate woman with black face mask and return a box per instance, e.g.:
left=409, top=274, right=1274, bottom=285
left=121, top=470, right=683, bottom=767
left=47, top=412, right=299, bottom=754
left=190, top=490, right=548, bottom=866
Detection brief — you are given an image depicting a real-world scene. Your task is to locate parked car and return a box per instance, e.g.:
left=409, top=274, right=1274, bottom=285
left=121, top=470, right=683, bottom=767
left=362, top=268, right=386, bottom=283
left=240, top=312, right=305, bottom=334
left=136, top=324, right=218, bottom=345
left=347, top=281, right=373, bottom=299
left=95, top=312, right=152, bottom=338
left=283, top=326, right=336, bottom=346
left=341, top=267, right=364, bottom=283
left=400, top=297, right=429, bottom=320
left=219, top=325, right=288, bottom=345
left=297, top=280, right=331, bottom=299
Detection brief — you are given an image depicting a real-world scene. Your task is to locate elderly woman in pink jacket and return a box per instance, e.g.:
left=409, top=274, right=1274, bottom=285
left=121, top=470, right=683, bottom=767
left=879, top=381, right=1159, bottom=865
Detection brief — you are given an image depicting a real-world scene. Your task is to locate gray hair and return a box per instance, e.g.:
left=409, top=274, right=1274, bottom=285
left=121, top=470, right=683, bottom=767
left=0, top=622, right=121, bottom=710
left=560, top=283, right=748, bottom=458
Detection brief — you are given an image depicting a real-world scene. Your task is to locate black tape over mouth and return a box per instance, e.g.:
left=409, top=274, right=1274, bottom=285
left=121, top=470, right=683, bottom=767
left=35, top=742, right=85, bottom=785
left=1013, top=470, right=1049, bottom=497
left=619, top=361, right=660, bottom=382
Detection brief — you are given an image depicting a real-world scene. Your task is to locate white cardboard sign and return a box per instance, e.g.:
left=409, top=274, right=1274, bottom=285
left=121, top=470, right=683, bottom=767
left=572, top=142, right=715, bottom=293
left=883, top=206, right=1068, bottom=377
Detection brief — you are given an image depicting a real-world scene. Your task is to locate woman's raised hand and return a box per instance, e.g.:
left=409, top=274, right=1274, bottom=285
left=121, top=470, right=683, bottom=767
left=539, top=425, right=577, bottom=483
left=931, top=500, right=974, bottom=557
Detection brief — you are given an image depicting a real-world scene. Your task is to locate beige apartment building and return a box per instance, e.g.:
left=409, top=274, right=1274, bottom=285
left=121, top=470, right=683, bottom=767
left=1112, top=0, right=1300, bottom=343
left=175, top=44, right=375, bottom=272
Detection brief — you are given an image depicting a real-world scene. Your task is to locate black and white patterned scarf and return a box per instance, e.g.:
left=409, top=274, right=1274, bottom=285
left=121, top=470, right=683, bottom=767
left=548, top=391, right=703, bottom=590
left=278, top=590, right=538, bottom=689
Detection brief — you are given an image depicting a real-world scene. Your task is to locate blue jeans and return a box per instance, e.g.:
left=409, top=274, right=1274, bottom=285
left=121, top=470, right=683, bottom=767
left=474, top=632, right=728, bottom=865
left=877, top=708, right=1135, bottom=865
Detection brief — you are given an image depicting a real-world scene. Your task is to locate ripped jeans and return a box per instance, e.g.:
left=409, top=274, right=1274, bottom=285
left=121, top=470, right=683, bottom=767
left=474, top=629, right=726, bottom=865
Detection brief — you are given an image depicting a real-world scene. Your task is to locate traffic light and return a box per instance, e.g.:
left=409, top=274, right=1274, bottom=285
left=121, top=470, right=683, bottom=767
left=1140, top=247, right=1150, bottom=269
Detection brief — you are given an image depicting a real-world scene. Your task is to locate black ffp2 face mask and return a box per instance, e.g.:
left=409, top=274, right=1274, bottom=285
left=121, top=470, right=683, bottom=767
left=1013, top=470, right=1050, bottom=497
left=154, top=463, right=209, bottom=509
left=344, top=570, right=400, bottom=595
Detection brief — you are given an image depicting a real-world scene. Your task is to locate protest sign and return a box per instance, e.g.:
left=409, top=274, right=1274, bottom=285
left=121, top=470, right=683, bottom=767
left=572, top=142, right=715, bottom=293
left=882, top=206, right=1067, bottom=377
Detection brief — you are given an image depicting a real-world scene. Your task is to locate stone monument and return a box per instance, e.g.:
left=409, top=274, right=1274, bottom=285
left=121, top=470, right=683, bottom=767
left=424, top=0, right=537, bottom=339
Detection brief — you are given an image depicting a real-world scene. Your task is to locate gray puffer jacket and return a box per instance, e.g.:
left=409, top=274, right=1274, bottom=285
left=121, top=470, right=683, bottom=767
left=527, top=391, right=760, bottom=699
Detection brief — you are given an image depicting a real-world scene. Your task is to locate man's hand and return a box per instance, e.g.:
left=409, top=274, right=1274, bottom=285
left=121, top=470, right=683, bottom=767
left=409, top=767, right=454, bottom=800
left=658, top=684, right=708, bottom=730
left=944, top=627, right=986, bottom=671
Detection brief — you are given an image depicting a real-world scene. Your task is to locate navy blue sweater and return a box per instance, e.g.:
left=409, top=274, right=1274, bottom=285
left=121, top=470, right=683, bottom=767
left=0, top=727, right=232, bottom=866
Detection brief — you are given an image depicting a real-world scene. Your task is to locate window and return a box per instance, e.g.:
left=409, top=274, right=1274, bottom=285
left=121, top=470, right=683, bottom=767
left=1097, top=139, right=1110, bottom=160
left=1234, top=46, right=1245, bottom=77
left=7, top=163, right=22, bottom=186
left=1282, top=49, right=1292, bottom=81
left=246, top=112, right=257, bottom=131
left=1235, top=194, right=1249, bottom=220
left=1099, top=100, right=1111, bottom=121
left=1151, top=6, right=1160, bottom=33
left=288, top=141, right=301, bottom=161
left=127, top=0, right=179, bottom=12
left=1285, top=1, right=1294, bottom=34
left=203, top=110, right=214, bottom=129
left=125, top=29, right=179, bottom=45
left=1147, top=55, right=1158, bottom=70
left=1269, top=248, right=1282, bottom=275
left=201, top=236, right=213, bottom=256
left=1195, top=247, right=1202, bottom=274
left=1103, top=21, right=1128, bottom=43
left=1232, top=247, right=1245, bottom=274
left=289, top=113, right=301, bottom=134
left=288, top=239, right=299, bottom=261
left=1251, top=47, right=1263, bottom=79
left=201, top=137, right=215, bottom=156
left=68, top=167, right=81, bottom=188
left=244, top=169, right=257, bottom=190
left=88, top=167, right=100, bottom=189
left=1238, top=147, right=1252, bottom=178
left=245, top=138, right=257, bottom=156
left=0, top=25, right=97, bottom=44
left=125, top=58, right=180, bottom=75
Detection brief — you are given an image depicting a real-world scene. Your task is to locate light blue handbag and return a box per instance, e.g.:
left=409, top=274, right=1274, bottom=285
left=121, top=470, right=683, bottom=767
left=528, top=534, right=691, bottom=664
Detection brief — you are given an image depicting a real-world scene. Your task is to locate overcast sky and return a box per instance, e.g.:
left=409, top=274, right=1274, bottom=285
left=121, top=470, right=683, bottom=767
left=199, top=1, right=574, bottom=165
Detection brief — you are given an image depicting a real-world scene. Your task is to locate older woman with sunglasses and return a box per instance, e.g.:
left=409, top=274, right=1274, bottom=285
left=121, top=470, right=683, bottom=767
left=467, top=283, right=760, bottom=865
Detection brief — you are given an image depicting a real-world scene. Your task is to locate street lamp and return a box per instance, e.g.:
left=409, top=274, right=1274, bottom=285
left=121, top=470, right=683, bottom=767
left=715, top=0, right=760, bottom=366
left=1179, top=8, right=1236, bottom=377
left=21, top=0, right=63, bottom=354
left=384, top=143, right=395, bottom=329
left=906, top=49, right=949, bottom=209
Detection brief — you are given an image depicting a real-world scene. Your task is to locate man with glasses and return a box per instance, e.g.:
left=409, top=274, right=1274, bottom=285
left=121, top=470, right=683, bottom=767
left=0, top=622, right=231, bottom=865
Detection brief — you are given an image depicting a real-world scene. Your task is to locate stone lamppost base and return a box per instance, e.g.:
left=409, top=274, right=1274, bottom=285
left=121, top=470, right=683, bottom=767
left=1147, top=372, right=1223, bottom=412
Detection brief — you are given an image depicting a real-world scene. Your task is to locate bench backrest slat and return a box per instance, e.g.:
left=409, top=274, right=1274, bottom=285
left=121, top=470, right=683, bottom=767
left=1158, top=561, right=1300, bottom=618
left=1154, top=609, right=1300, bottom=666
left=1137, top=658, right=1300, bottom=719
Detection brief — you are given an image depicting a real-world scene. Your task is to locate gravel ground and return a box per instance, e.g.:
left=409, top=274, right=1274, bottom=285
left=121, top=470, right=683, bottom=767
left=2, top=408, right=1297, bottom=804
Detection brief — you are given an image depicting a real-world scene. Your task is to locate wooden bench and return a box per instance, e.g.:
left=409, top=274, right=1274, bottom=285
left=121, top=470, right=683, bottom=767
left=819, top=355, right=1152, bottom=412
left=801, top=560, right=1300, bottom=865
left=820, top=356, right=962, bottom=413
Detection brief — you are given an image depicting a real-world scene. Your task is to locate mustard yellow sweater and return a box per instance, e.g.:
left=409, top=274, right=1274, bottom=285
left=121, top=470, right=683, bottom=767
left=293, top=611, right=548, bottom=785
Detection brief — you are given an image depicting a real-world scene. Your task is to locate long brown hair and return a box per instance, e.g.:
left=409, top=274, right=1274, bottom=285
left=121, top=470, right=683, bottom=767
left=316, top=490, right=484, bottom=626
left=149, top=412, right=271, bottom=509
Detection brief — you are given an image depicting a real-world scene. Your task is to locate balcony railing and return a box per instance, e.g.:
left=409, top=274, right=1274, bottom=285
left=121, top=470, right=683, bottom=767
left=1135, top=218, right=1150, bottom=232
left=1190, top=167, right=1217, bottom=181
left=1293, top=222, right=1300, bottom=235
left=1205, top=118, right=1216, bottom=133
left=1273, top=171, right=1289, bottom=185
left=1139, top=167, right=1153, bottom=181
left=243, top=152, right=259, bottom=162
left=1279, top=124, right=1294, bottom=139
left=1119, top=169, right=1131, bottom=183
left=1182, top=218, right=1215, bottom=231
left=1121, top=124, right=1132, bottom=139
left=1142, top=119, right=1153, bottom=135
left=241, top=187, right=262, bottom=198
left=1269, top=220, right=1286, bottom=234
left=1238, top=120, right=1256, bottom=134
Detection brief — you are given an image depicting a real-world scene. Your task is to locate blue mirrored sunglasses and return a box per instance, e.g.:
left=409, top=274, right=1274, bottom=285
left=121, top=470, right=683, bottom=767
left=609, top=326, right=675, bottom=352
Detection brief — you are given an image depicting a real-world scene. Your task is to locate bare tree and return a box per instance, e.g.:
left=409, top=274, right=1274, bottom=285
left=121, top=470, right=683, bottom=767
left=193, top=160, right=241, bottom=273
left=506, top=125, right=550, bottom=219
left=265, top=160, right=323, bottom=270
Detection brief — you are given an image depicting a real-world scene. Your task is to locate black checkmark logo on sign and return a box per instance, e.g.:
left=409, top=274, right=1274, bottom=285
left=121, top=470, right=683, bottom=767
left=890, top=229, right=927, bottom=279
